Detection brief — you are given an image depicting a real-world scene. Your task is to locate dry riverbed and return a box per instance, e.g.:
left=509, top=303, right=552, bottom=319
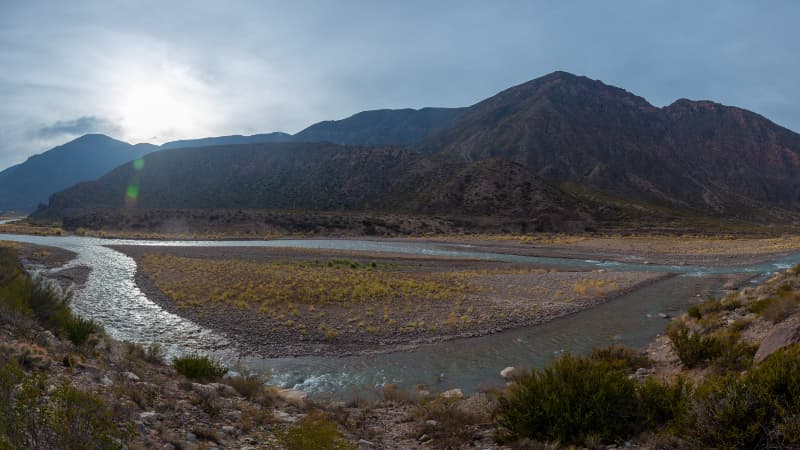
left=112, top=245, right=669, bottom=357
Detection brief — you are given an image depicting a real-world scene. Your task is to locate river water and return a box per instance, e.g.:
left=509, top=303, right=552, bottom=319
left=0, top=231, right=796, bottom=395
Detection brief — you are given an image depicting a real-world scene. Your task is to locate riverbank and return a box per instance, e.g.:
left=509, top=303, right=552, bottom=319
left=0, top=245, right=504, bottom=449
left=111, top=244, right=671, bottom=358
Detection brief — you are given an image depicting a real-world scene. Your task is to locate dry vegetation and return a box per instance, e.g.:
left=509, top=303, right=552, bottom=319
left=130, top=248, right=663, bottom=355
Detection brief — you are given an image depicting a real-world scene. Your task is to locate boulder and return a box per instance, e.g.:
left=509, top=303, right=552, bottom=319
left=277, top=388, right=308, bottom=407
left=440, top=388, right=463, bottom=399
left=755, top=323, right=800, bottom=364
left=123, top=371, right=140, bottom=382
left=208, top=382, right=237, bottom=397
left=500, top=366, right=523, bottom=380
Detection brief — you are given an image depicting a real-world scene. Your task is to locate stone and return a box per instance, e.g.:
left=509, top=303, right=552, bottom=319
left=185, top=432, right=197, bottom=442
left=99, top=376, right=113, bottom=386
left=500, top=366, right=522, bottom=380
left=192, top=382, right=216, bottom=397
left=358, top=439, right=377, bottom=449
left=658, top=313, right=670, bottom=319
left=418, top=434, right=430, bottom=442
left=221, top=425, right=236, bottom=434
left=440, top=388, right=463, bottom=399
left=425, top=419, right=439, bottom=427
left=755, top=323, right=800, bottom=363
left=139, top=411, right=161, bottom=424
left=277, top=388, right=308, bottom=407
left=209, top=382, right=237, bottom=397
left=123, top=371, right=140, bottom=382
left=76, top=363, right=100, bottom=375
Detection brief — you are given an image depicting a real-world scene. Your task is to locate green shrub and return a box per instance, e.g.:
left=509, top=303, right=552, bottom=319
left=667, top=322, right=721, bottom=368
left=676, top=345, right=800, bottom=448
left=749, top=297, right=775, bottom=314
left=687, top=305, right=701, bottom=319
left=760, top=296, right=798, bottom=324
left=590, top=344, right=650, bottom=371
left=636, top=376, right=692, bottom=429
left=173, top=354, right=228, bottom=381
left=26, top=279, right=73, bottom=331
left=713, top=333, right=757, bottom=372
left=64, top=316, right=101, bottom=346
left=494, top=353, right=639, bottom=446
left=0, top=359, right=125, bottom=449
left=278, top=411, right=355, bottom=450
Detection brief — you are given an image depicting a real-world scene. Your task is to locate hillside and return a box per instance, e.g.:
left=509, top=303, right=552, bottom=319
left=160, top=132, right=293, bottom=149
left=417, top=71, right=800, bottom=216
left=32, top=142, right=591, bottom=232
left=293, top=107, right=466, bottom=146
left=0, top=134, right=157, bottom=212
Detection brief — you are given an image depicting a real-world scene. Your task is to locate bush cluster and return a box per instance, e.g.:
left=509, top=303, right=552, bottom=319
left=173, top=354, right=228, bottom=381
left=0, top=359, right=126, bottom=449
left=0, top=247, right=101, bottom=346
left=494, top=344, right=800, bottom=448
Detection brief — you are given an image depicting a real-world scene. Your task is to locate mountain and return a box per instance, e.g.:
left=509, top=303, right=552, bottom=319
left=417, top=71, right=800, bottom=216
left=33, top=142, right=589, bottom=230
left=292, top=107, right=466, bottom=146
left=160, top=132, right=292, bottom=150
left=0, top=134, right=157, bottom=212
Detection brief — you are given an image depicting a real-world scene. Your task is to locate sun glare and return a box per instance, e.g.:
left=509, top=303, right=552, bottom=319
left=112, top=64, right=215, bottom=143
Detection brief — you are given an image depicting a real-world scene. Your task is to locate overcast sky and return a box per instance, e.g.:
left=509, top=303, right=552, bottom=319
left=0, top=1, right=798, bottom=169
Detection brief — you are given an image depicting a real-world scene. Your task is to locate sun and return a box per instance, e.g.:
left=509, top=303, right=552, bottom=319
left=112, top=65, right=215, bottom=143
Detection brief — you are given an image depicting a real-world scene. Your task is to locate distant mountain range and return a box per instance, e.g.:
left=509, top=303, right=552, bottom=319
left=17, top=71, right=800, bottom=231
left=0, top=107, right=465, bottom=212
left=0, top=135, right=157, bottom=212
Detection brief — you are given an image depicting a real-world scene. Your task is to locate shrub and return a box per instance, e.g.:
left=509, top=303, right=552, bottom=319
left=226, top=372, right=265, bottom=400
left=676, top=345, right=800, bottom=448
left=713, top=333, right=757, bottom=372
left=760, top=296, right=798, bottom=324
left=494, top=353, right=639, bottom=446
left=278, top=411, right=355, bottom=450
left=173, top=355, right=228, bottom=381
left=0, top=359, right=125, bottom=449
left=636, top=376, right=692, bottom=429
left=26, top=279, right=73, bottom=331
left=687, top=306, right=701, bottom=319
left=64, top=317, right=101, bottom=346
left=414, top=397, right=484, bottom=449
left=590, top=344, right=650, bottom=371
left=667, top=322, right=721, bottom=368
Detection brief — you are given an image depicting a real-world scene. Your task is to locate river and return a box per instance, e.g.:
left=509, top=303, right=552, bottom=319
left=0, top=231, right=796, bottom=395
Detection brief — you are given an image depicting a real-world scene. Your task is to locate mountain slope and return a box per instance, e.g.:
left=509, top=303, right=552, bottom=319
left=160, top=132, right=293, bottom=150
left=417, top=71, right=800, bottom=216
left=33, top=142, right=589, bottom=229
left=293, top=107, right=466, bottom=146
left=0, top=134, right=157, bottom=212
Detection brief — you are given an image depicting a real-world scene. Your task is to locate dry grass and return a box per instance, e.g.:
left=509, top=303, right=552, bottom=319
left=134, top=250, right=660, bottom=347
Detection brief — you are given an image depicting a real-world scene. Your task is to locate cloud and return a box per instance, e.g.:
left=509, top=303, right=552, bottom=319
left=0, top=1, right=798, bottom=170
left=35, top=116, right=121, bottom=139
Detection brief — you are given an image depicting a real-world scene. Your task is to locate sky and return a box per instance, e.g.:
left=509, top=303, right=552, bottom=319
left=0, top=1, right=798, bottom=170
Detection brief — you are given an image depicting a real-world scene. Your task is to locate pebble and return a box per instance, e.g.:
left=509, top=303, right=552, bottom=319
left=99, top=376, right=113, bottom=386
